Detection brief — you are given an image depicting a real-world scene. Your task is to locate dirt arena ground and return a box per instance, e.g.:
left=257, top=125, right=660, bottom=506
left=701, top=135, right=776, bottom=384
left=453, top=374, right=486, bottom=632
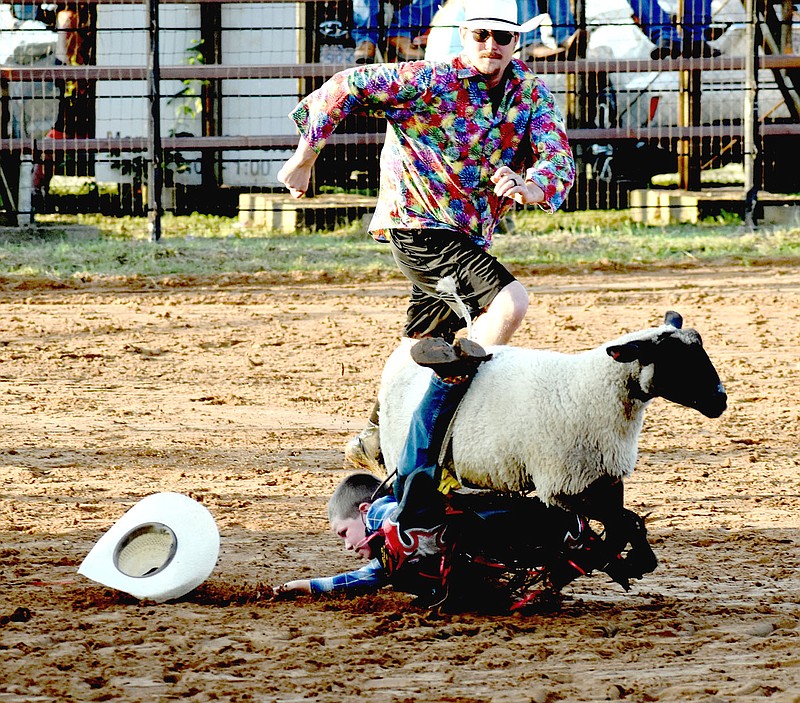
left=1, top=264, right=798, bottom=703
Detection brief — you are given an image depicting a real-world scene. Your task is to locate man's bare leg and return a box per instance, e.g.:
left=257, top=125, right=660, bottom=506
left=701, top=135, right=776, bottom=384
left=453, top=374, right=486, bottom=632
left=470, top=280, right=529, bottom=346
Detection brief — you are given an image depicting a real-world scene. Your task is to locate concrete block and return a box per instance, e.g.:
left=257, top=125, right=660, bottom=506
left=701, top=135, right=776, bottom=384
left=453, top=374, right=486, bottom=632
left=761, top=204, right=800, bottom=226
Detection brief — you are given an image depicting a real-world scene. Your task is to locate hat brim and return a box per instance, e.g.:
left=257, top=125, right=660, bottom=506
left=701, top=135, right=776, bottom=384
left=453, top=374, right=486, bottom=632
left=460, top=13, right=546, bottom=34
left=461, top=19, right=520, bottom=32
left=78, top=492, right=220, bottom=603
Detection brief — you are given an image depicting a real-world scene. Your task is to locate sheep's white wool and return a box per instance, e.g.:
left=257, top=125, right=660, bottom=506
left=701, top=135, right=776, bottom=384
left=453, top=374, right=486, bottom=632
left=379, top=327, right=672, bottom=504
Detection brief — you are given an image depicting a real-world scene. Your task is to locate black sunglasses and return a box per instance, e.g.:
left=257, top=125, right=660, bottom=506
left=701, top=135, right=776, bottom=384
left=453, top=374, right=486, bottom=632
left=471, top=29, right=517, bottom=46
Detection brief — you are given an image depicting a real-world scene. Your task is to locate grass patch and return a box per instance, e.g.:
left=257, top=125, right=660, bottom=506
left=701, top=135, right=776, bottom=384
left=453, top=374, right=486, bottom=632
left=1, top=210, right=799, bottom=283
left=500, top=209, right=800, bottom=268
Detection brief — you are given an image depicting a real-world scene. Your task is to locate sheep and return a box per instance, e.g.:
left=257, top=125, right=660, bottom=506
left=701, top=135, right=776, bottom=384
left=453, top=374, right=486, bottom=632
left=378, top=311, right=727, bottom=585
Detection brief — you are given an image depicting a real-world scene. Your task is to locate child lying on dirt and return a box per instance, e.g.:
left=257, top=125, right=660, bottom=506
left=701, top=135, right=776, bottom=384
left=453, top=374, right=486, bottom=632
left=273, top=469, right=614, bottom=610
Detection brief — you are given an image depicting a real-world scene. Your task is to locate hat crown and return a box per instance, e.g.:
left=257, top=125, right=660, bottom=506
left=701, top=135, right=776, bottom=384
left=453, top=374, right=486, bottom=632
left=462, top=0, right=519, bottom=28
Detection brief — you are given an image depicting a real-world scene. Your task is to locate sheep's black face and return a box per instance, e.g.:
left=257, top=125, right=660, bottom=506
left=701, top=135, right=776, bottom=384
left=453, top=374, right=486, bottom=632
left=607, top=329, right=727, bottom=418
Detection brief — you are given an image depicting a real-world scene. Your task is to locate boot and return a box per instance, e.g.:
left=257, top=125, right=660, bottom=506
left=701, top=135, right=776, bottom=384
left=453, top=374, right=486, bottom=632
left=650, top=38, right=682, bottom=59
left=353, top=40, right=377, bottom=64
left=682, top=40, right=721, bottom=58
left=411, top=337, right=492, bottom=381
left=386, top=35, right=424, bottom=62
left=523, top=29, right=587, bottom=61
left=344, top=420, right=384, bottom=473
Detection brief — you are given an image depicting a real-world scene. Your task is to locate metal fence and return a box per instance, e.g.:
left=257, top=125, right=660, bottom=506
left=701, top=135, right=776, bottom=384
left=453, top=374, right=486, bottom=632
left=1, top=0, right=799, bottom=235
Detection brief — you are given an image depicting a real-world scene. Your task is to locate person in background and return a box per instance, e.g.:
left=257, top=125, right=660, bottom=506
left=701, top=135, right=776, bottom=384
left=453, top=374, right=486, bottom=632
left=278, top=0, right=575, bottom=472
left=517, top=0, right=720, bottom=61
left=632, top=0, right=720, bottom=58
left=352, top=0, right=439, bottom=63
left=32, top=3, right=93, bottom=209
left=518, top=0, right=587, bottom=61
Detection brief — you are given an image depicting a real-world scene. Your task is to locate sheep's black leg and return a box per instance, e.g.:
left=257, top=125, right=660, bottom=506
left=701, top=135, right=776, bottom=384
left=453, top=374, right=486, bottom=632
left=553, top=476, right=657, bottom=589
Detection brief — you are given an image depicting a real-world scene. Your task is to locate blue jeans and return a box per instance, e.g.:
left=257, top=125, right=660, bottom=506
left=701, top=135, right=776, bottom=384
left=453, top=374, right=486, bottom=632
left=519, top=0, right=712, bottom=48
left=630, top=0, right=712, bottom=44
left=520, top=0, right=576, bottom=49
left=394, top=374, right=469, bottom=501
left=352, top=0, right=438, bottom=46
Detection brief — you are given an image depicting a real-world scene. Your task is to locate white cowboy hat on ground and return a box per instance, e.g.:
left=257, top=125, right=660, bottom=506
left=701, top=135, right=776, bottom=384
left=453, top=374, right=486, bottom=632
left=78, top=492, right=220, bottom=603
left=460, top=0, right=546, bottom=33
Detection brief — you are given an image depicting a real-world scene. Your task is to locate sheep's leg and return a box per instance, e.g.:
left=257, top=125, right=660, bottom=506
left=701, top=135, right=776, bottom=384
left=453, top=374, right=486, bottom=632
left=614, top=509, right=658, bottom=579
left=553, top=477, right=657, bottom=588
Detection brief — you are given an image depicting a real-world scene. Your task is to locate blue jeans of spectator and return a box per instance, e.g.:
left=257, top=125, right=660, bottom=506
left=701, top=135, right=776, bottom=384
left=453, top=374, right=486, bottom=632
left=393, top=374, right=469, bottom=502
left=352, top=0, right=437, bottom=46
left=519, top=0, right=576, bottom=49
left=630, top=0, right=712, bottom=44
left=518, top=0, right=712, bottom=48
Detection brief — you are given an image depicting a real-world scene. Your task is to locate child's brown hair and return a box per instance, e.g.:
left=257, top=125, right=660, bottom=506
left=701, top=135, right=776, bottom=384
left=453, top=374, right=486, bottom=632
left=327, top=473, right=390, bottom=522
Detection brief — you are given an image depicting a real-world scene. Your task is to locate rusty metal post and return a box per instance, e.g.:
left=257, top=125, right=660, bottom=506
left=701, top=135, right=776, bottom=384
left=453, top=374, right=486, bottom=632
left=744, top=0, right=761, bottom=227
left=147, top=0, right=163, bottom=241
left=200, top=3, right=222, bottom=196
left=677, top=68, right=702, bottom=191
left=572, top=0, right=586, bottom=128
left=781, top=0, right=794, bottom=52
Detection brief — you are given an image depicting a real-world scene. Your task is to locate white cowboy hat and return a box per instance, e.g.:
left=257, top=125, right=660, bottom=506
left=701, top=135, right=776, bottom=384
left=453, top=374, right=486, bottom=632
left=78, top=492, right=220, bottom=603
left=460, top=0, right=546, bottom=33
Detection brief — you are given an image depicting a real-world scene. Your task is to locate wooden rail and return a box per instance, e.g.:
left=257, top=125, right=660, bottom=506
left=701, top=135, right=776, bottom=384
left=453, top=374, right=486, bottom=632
left=1, top=120, right=798, bottom=158
left=3, top=55, right=800, bottom=82
left=2, top=54, right=798, bottom=156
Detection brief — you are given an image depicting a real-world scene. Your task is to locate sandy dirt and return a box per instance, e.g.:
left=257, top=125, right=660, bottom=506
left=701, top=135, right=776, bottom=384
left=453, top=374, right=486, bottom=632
left=0, top=264, right=798, bottom=703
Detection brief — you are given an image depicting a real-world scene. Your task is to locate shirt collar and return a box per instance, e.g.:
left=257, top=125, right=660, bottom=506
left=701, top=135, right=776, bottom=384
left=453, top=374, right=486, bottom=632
left=453, top=54, right=526, bottom=88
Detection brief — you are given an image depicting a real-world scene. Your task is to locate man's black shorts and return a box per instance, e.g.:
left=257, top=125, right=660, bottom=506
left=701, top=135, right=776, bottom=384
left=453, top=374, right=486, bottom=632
left=388, top=228, right=516, bottom=341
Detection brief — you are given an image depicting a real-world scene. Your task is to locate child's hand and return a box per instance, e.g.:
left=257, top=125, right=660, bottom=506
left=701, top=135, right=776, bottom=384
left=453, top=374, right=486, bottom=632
left=273, top=579, right=312, bottom=597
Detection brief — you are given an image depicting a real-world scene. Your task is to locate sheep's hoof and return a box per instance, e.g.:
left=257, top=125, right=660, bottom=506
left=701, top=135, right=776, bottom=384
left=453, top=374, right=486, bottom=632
left=602, top=546, right=658, bottom=590
left=602, top=556, right=632, bottom=591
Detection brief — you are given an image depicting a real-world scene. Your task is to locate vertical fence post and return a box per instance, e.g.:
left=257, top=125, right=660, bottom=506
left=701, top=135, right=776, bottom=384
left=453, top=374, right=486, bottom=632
left=743, top=0, right=761, bottom=228
left=200, top=3, right=223, bottom=197
left=147, top=0, right=163, bottom=241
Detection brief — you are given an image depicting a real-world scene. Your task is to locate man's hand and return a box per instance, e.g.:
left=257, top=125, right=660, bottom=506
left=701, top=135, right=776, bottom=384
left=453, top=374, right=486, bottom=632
left=276, top=138, right=318, bottom=199
left=273, top=579, right=312, bottom=597
left=491, top=166, right=545, bottom=206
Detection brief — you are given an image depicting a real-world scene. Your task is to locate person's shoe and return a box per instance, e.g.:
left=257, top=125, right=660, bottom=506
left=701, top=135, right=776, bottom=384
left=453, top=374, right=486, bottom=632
left=650, top=38, right=682, bottom=59
left=523, top=29, right=587, bottom=61
left=560, top=29, right=588, bottom=60
left=524, top=43, right=567, bottom=61
left=344, top=420, right=384, bottom=472
left=411, top=337, right=492, bottom=380
left=386, top=35, right=424, bottom=61
left=353, top=40, right=377, bottom=64
left=682, top=40, right=721, bottom=59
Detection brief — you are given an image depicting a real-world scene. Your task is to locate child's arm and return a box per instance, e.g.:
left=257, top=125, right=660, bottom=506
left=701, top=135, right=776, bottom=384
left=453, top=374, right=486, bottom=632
left=274, top=579, right=312, bottom=595
left=275, top=558, right=387, bottom=596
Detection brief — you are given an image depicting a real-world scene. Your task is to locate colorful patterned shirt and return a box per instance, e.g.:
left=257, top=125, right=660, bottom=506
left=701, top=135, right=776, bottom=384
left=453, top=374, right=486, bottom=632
left=289, top=55, right=574, bottom=249
left=308, top=496, right=396, bottom=595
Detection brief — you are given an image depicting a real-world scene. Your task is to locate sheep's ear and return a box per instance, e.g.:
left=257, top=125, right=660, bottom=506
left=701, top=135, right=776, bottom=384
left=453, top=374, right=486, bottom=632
left=664, top=311, right=683, bottom=328
left=607, top=341, right=646, bottom=363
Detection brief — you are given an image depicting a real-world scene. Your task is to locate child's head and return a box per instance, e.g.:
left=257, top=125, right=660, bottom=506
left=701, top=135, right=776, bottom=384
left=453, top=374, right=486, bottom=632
left=328, top=473, right=388, bottom=559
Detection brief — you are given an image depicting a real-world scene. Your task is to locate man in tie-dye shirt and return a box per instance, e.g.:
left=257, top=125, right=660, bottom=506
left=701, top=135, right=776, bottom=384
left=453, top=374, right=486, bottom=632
left=278, top=0, right=575, bottom=471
